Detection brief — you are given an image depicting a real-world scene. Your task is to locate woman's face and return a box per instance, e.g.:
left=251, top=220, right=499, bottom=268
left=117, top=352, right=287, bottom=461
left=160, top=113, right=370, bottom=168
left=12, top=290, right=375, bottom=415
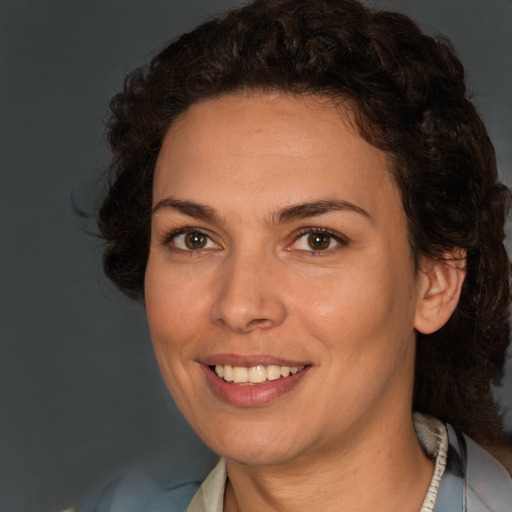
left=145, top=93, right=426, bottom=466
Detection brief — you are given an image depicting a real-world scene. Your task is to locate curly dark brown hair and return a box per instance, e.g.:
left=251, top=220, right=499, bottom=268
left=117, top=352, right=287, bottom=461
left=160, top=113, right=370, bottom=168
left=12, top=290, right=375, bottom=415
left=99, top=0, right=511, bottom=447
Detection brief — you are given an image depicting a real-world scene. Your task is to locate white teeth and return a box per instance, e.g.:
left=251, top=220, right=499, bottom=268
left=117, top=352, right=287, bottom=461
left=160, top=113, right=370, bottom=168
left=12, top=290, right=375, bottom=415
left=233, top=367, right=248, bottom=383
left=223, top=365, right=234, bottom=382
left=214, top=364, right=305, bottom=384
left=248, top=365, right=266, bottom=383
left=267, top=365, right=281, bottom=381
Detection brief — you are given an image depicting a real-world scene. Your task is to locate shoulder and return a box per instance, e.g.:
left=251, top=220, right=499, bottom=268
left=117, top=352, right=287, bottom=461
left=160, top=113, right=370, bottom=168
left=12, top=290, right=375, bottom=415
left=436, top=423, right=512, bottom=512
left=463, top=430, right=512, bottom=511
left=75, top=456, right=219, bottom=512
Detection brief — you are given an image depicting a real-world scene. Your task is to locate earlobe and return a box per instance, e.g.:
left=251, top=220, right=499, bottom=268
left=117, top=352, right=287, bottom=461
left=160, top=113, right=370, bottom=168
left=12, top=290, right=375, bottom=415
left=413, top=250, right=466, bottom=335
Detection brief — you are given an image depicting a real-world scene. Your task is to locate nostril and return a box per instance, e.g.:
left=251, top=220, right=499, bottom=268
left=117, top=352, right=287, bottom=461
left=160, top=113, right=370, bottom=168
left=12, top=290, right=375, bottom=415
left=246, top=318, right=275, bottom=330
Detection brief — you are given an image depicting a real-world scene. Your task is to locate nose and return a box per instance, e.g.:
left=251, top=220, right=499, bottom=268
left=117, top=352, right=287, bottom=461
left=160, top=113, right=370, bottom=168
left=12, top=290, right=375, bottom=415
left=210, top=251, right=287, bottom=333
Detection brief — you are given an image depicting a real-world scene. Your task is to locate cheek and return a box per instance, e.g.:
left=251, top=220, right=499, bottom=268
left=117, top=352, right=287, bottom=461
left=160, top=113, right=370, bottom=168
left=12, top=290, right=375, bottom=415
left=145, top=260, right=207, bottom=353
left=144, top=261, right=207, bottom=401
left=293, top=252, right=417, bottom=354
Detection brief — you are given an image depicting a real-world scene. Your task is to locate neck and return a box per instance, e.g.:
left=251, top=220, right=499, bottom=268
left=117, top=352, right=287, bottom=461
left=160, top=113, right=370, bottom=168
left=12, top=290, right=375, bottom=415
left=224, top=412, right=434, bottom=512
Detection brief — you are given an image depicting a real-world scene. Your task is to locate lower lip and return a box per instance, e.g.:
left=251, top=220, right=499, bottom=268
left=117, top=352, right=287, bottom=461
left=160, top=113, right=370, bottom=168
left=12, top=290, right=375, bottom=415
left=201, top=365, right=311, bottom=407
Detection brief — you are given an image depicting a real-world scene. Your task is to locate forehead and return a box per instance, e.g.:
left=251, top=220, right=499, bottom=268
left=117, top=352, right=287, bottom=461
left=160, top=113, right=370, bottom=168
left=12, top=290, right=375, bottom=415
left=153, top=92, right=401, bottom=222
left=161, top=93, right=358, bottom=161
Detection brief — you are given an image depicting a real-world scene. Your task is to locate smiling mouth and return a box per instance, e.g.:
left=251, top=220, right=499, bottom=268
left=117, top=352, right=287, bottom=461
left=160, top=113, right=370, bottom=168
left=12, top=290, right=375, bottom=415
left=212, top=364, right=306, bottom=385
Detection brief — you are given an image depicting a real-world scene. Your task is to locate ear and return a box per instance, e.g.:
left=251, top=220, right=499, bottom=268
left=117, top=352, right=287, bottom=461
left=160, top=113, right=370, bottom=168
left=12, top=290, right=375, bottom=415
left=414, top=249, right=466, bottom=335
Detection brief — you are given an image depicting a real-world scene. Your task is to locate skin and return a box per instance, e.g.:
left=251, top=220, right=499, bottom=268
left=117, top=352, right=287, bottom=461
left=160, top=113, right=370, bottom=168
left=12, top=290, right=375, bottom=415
left=145, top=93, right=462, bottom=511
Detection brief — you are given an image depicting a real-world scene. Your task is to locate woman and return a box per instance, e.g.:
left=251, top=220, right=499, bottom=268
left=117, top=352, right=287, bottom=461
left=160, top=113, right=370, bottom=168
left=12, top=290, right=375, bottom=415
left=80, top=0, right=512, bottom=510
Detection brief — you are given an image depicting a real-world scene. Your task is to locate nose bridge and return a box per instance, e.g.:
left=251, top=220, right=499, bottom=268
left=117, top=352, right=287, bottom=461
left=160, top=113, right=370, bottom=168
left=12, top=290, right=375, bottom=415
left=211, top=245, right=287, bottom=332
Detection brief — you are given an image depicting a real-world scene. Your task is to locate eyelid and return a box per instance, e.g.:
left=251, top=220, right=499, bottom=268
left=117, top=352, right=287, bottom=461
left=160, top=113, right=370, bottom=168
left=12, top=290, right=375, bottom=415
left=163, top=227, right=220, bottom=250
left=289, top=227, right=350, bottom=251
left=161, top=226, right=348, bottom=252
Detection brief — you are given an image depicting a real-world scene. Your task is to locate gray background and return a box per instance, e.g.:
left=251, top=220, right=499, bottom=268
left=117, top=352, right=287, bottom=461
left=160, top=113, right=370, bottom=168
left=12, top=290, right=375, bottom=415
left=1, top=1, right=510, bottom=511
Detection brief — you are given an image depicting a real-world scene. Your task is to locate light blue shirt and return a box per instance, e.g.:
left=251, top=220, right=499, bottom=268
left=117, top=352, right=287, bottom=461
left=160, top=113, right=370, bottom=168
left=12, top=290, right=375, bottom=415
left=76, top=418, right=512, bottom=512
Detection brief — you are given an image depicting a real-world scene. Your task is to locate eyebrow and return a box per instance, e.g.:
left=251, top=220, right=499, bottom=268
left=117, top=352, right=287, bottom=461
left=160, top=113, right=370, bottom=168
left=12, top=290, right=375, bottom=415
left=152, top=197, right=371, bottom=225
left=152, top=197, right=220, bottom=223
left=274, top=199, right=372, bottom=224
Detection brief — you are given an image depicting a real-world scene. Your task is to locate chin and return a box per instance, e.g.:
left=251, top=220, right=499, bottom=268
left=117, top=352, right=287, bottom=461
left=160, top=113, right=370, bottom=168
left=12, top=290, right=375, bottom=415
left=222, top=445, right=300, bottom=467
left=201, top=422, right=308, bottom=467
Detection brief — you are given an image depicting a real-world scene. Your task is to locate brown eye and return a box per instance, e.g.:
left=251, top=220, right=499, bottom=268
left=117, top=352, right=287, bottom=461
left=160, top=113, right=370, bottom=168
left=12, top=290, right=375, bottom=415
left=184, top=231, right=207, bottom=249
left=307, top=233, right=332, bottom=250
left=293, top=229, right=346, bottom=252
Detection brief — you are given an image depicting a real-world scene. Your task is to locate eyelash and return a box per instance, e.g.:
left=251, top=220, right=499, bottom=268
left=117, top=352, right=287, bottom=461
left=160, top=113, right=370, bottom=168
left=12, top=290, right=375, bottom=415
left=163, top=227, right=218, bottom=252
left=162, top=227, right=349, bottom=253
left=291, top=227, right=349, bottom=253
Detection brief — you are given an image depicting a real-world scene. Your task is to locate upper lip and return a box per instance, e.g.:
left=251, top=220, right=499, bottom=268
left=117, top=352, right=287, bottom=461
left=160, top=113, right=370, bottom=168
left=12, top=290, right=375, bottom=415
left=201, top=353, right=310, bottom=367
